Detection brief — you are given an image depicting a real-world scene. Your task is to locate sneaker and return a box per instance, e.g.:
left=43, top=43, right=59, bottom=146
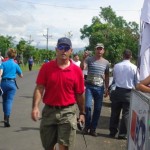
left=89, top=129, right=97, bottom=137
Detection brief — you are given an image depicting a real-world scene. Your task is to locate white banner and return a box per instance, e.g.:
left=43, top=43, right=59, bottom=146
left=139, top=0, right=150, bottom=80
left=128, top=91, right=149, bottom=150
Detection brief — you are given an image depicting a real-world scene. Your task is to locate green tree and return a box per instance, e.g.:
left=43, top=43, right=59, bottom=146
left=0, top=35, right=15, bottom=56
left=23, top=44, right=36, bottom=64
left=38, top=49, right=56, bottom=63
left=80, top=6, right=139, bottom=65
left=16, top=39, right=27, bottom=65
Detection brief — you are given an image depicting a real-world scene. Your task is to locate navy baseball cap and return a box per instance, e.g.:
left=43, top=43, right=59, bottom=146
left=57, top=37, right=72, bottom=47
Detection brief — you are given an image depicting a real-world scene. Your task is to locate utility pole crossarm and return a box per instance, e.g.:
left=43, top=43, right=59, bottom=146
left=28, top=35, right=34, bottom=44
left=43, top=28, right=52, bottom=50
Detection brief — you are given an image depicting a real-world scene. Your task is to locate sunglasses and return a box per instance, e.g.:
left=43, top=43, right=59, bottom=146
left=96, top=47, right=103, bottom=50
left=57, top=45, right=71, bottom=51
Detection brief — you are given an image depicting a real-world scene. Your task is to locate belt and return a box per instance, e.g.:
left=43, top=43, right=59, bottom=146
left=86, top=82, right=104, bottom=87
left=46, top=103, right=75, bottom=109
left=2, top=78, right=15, bottom=81
left=116, top=86, right=131, bottom=91
left=2, top=78, right=19, bottom=89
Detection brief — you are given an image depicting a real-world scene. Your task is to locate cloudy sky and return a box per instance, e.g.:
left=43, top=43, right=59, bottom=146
left=0, top=0, right=144, bottom=49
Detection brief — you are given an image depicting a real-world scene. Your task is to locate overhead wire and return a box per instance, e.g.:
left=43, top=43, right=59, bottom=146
left=1, top=0, right=142, bottom=46
left=13, top=0, right=140, bottom=12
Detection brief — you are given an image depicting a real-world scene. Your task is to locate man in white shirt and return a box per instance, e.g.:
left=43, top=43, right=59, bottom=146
left=73, top=54, right=81, bottom=67
left=109, top=49, right=138, bottom=139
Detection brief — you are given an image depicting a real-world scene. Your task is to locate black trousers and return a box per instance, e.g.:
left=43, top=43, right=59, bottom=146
left=28, top=64, right=33, bottom=71
left=109, top=87, right=131, bottom=136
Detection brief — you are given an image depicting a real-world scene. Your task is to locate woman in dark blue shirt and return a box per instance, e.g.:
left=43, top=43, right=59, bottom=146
left=28, top=56, right=34, bottom=71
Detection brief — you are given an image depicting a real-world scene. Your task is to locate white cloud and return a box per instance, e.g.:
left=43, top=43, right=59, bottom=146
left=0, top=0, right=144, bottom=48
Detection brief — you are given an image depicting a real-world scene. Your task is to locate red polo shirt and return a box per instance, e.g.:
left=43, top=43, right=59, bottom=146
left=36, top=59, right=84, bottom=106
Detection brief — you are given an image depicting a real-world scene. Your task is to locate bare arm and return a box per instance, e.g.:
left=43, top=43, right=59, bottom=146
left=80, top=58, right=87, bottom=70
left=140, top=75, right=150, bottom=85
left=19, top=74, right=23, bottom=78
left=136, top=84, right=150, bottom=93
left=136, top=75, right=150, bottom=93
left=80, top=51, right=89, bottom=70
left=104, top=72, right=109, bottom=97
left=76, top=93, right=85, bottom=123
left=31, top=84, right=44, bottom=121
left=0, top=69, right=3, bottom=78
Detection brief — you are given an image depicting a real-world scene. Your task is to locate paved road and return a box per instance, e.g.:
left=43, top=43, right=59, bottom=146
left=0, top=71, right=127, bottom=150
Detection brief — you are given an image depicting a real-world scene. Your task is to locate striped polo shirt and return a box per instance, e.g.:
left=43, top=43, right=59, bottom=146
left=85, top=56, right=109, bottom=86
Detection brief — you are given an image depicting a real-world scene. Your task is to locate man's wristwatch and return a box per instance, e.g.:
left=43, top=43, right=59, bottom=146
left=79, top=112, right=86, bottom=116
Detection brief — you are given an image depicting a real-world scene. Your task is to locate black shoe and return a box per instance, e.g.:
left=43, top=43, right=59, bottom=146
left=89, top=129, right=97, bottom=137
left=83, top=128, right=89, bottom=135
left=4, top=115, right=10, bottom=127
left=108, top=133, right=116, bottom=138
left=118, top=135, right=127, bottom=140
left=4, top=121, right=10, bottom=127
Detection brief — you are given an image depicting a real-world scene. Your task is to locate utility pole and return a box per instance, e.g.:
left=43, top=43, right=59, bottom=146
left=36, top=41, right=40, bottom=49
left=28, top=35, right=34, bottom=44
left=43, top=28, right=52, bottom=50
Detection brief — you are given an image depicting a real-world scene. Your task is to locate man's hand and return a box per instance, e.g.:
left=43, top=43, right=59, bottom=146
left=83, top=50, right=89, bottom=59
left=78, top=114, right=85, bottom=124
left=104, top=89, right=109, bottom=97
left=31, top=107, right=41, bottom=121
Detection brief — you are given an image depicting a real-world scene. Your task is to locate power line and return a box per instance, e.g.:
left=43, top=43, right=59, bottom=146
left=13, top=0, right=141, bottom=12
left=13, top=0, right=98, bottom=10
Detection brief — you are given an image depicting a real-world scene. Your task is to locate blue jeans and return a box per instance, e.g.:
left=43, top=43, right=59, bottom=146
left=1, top=80, right=17, bottom=116
left=85, top=83, right=104, bottom=130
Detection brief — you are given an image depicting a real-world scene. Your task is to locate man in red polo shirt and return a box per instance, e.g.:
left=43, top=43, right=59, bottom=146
left=31, top=37, right=85, bottom=150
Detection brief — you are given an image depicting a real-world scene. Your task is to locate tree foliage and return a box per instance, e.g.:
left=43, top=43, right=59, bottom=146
left=80, top=6, right=139, bottom=65
left=0, top=35, right=15, bottom=56
left=0, top=36, right=56, bottom=65
left=16, top=40, right=56, bottom=65
left=0, top=6, right=140, bottom=66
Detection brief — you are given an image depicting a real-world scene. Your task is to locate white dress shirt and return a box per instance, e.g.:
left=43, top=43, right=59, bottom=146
left=113, top=60, right=138, bottom=89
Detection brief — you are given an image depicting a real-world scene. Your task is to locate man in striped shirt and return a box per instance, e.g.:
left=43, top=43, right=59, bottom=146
left=80, top=43, right=109, bottom=136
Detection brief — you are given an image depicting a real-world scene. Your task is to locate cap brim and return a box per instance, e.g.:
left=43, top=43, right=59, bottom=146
left=96, top=46, right=104, bottom=48
left=57, top=42, right=70, bottom=46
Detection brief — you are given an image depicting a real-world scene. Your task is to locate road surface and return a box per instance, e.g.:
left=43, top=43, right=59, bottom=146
left=0, top=70, right=127, bottom=150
